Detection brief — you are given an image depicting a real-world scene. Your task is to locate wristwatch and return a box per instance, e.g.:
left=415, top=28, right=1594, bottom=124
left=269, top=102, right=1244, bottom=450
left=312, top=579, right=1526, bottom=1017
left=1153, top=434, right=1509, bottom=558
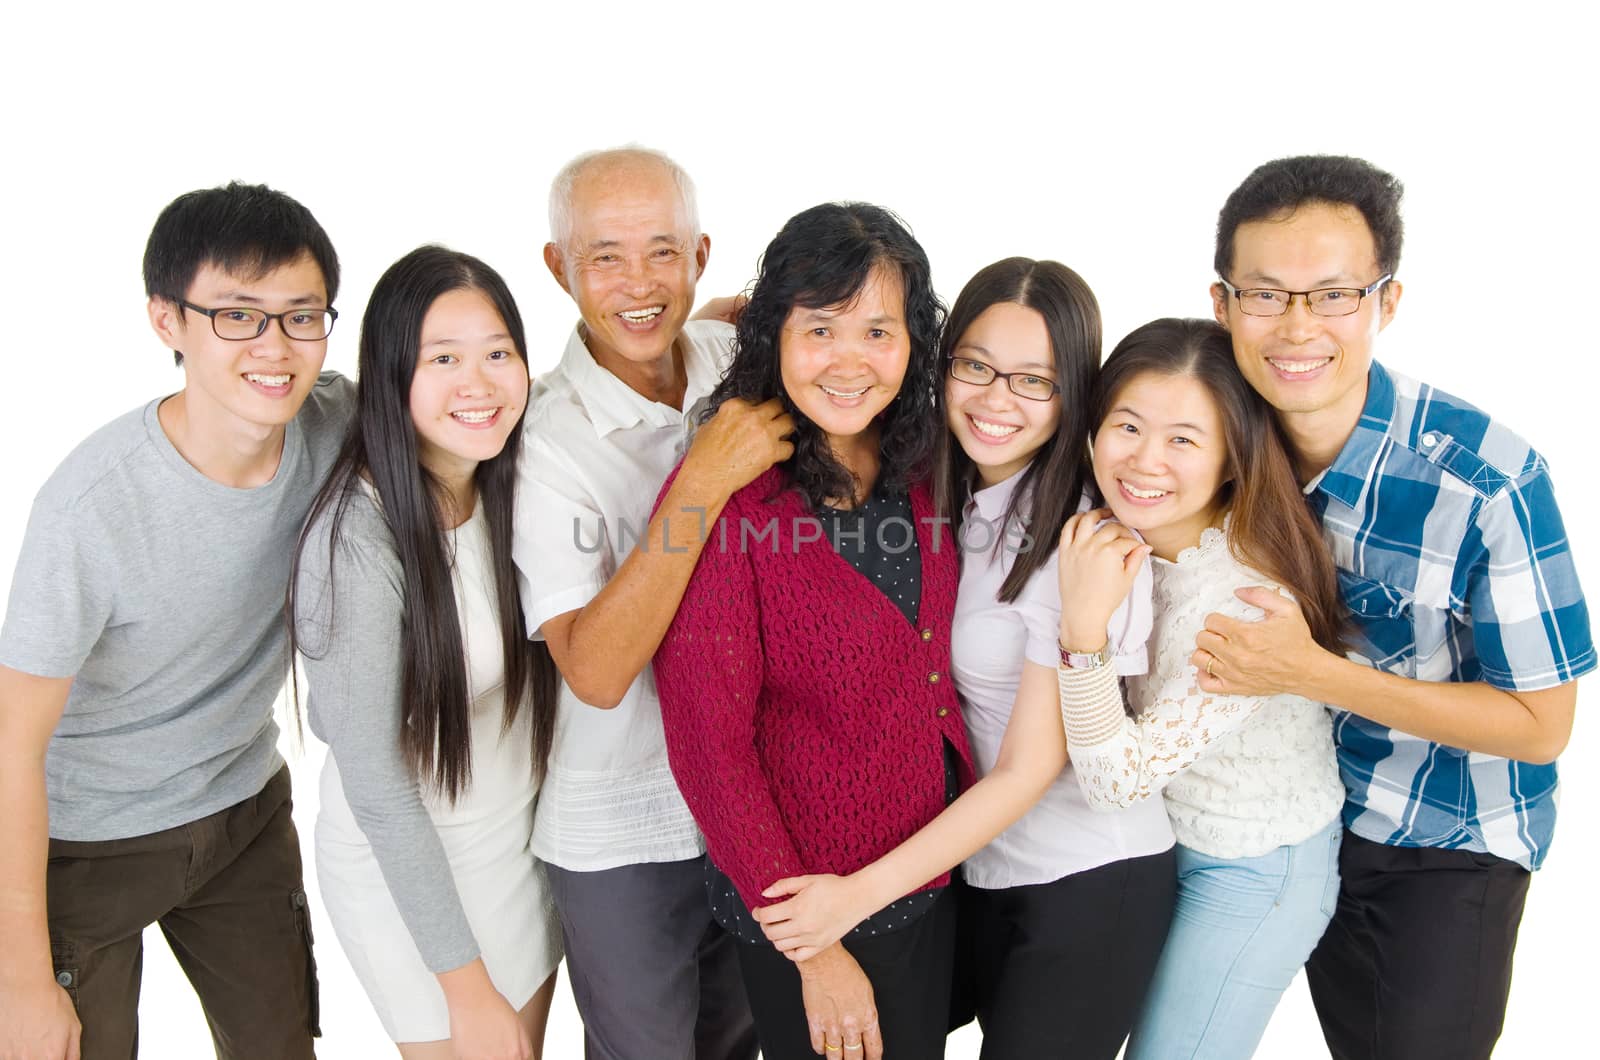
left=1058, top=639, right=1112, bottom=669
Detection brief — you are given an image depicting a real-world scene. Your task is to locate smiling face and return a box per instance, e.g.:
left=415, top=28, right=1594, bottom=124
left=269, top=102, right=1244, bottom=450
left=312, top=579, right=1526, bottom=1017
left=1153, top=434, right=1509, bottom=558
left=1213, top=201, right=1400, bottom=437
left=1092, top=370, right=1230, bottom=561
left=409, top=287, right=529, bottom=493
left=945, top=301, right=1062, bottom=487
left=778, top=262, right=911, bottom=455
left=152, top=251, right=331, bottom=431
left=545, top=159, right=709, bottom=378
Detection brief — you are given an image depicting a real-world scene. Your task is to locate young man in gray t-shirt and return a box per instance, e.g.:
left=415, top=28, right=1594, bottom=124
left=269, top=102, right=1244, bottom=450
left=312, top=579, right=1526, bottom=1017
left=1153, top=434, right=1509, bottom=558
left=0, top=182, right=354, bottom=1059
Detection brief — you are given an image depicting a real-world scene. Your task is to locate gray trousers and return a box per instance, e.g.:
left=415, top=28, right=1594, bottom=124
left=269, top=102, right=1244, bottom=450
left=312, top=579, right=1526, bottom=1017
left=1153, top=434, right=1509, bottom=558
left=546, top=856, right=757, bottom=1060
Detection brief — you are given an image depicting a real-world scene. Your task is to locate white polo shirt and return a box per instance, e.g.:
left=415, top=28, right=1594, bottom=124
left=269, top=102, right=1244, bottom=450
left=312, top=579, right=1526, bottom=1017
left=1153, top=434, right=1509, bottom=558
left=513, top=320, right=733, bottom=871
left=952, top=468, right=1175, bottom=889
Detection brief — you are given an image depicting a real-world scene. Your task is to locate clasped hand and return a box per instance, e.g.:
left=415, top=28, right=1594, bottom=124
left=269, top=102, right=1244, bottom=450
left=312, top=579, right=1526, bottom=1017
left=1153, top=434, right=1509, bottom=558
left=754, top=873, right=868, bottom=963
left=1056, top=510, right=1150, bottom=650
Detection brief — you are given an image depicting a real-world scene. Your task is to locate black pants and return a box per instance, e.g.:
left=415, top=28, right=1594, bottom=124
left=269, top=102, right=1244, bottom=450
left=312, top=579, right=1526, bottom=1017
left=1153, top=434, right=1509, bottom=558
left=961, top=848, right=1177, bottom=1060
left=737, top=886, right=957, bottom=1059
left=1306, top=831, right=1531, bottom=1060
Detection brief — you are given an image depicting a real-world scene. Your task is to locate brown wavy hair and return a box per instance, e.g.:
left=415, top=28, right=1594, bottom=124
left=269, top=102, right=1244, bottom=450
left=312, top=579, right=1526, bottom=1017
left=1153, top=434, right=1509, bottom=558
left=1095, top=318, right=1346, bottom=651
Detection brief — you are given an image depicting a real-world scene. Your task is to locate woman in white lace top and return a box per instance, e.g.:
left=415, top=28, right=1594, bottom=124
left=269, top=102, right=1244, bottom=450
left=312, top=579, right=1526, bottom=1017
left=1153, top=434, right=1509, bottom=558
left=1055, top=318, right=1348, bottom=1060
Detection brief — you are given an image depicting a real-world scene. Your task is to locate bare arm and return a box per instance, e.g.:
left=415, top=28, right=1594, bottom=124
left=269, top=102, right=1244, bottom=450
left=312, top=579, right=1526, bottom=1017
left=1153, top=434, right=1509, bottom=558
left=0, top=664, right=81, bottom=1060
left=755, top=662, right=1068, bottom=959
left=436, top=959, right=534, bottom=1060
left=689, top=293, right=748, bottom=325
left=1195, top=589, right=1577, bottom=763
left=542, top=397, right=792, bottom=708
left=752, top=510, right=1154, bottom=957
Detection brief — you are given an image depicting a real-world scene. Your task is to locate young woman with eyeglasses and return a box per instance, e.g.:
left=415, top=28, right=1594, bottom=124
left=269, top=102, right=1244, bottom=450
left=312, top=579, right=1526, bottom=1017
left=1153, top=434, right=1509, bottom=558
left=750, top=258, right=1179, bottom=1059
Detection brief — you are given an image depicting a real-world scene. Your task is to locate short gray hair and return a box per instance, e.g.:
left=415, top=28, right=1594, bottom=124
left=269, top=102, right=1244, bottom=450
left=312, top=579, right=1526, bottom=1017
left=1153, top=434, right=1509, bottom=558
left=547, top=145, right=701, bottom=250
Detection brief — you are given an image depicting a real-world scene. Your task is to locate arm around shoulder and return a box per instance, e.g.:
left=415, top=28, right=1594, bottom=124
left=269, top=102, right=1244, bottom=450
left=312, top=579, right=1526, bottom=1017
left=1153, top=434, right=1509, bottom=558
left=653, top=494, right=809, bottom=909
left=1194, top=463, right=1592, bottom=763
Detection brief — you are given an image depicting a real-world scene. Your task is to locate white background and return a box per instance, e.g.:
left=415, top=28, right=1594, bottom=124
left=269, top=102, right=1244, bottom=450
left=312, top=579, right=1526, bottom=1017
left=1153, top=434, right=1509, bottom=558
left=2, top=2, right=1595, bottom=1056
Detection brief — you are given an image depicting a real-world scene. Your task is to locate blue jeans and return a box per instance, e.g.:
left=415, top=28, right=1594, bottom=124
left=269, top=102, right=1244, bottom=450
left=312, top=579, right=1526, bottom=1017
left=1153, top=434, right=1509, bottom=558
left=1126, top=818, right=1342, bottom=1060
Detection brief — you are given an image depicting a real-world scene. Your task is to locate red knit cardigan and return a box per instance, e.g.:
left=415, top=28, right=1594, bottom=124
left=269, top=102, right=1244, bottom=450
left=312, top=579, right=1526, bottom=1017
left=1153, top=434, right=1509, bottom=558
left=653, top=466, right=974, bottom=913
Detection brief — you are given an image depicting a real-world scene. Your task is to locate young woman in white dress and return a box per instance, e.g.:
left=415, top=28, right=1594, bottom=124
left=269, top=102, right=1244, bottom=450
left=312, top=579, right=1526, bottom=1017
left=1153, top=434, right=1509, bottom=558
left=1056, top=317, right=1347, bottom=1060
left=292, top=246, right=561, bottom=1059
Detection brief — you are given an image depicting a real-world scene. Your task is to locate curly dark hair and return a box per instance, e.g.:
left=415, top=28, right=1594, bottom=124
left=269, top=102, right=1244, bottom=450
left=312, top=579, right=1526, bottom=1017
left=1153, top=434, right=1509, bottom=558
left=704, top=201, right=946, bottom=509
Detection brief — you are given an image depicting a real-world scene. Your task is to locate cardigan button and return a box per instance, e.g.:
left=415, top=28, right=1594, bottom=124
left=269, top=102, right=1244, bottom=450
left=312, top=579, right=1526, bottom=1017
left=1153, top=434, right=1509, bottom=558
left=936, top=707, right=950, bottom=718
left=920, top=629, right=933, bottom=641
left=927, top=671, right=940, bottom=684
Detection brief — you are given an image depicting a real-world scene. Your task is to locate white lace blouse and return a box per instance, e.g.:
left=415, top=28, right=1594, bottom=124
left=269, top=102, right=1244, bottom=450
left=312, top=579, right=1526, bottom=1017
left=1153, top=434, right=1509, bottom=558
left=1057, top=523, right=1344, bottom=859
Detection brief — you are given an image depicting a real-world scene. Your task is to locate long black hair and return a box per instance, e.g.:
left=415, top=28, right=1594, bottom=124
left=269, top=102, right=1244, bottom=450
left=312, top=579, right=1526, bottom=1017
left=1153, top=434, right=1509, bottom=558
left=1095, top=318, right=1345, bottom=651
left=704, top=202, right=945, bottom=508
left=933, top=258, right=1102, bottom=603
left=291, top=245, right=558, bottom=800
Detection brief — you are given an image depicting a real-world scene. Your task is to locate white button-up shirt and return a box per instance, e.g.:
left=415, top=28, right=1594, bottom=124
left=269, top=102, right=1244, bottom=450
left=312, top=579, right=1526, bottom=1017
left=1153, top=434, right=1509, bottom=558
left=951, top=468, right=1174, bottom=889
left=512, top=320, right=733, bottom=871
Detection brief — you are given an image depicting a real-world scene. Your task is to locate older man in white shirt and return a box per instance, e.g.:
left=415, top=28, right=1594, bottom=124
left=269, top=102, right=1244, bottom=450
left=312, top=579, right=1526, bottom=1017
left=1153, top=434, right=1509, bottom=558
left=513, top=146, right=791, bottom=1060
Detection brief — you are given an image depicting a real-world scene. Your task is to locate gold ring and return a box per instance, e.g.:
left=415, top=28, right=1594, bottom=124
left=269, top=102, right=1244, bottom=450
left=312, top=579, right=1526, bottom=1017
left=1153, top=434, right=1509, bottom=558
left=1205, top=656, right=1216, bottom=678
left=825, top=1046, right=840, bottom=1053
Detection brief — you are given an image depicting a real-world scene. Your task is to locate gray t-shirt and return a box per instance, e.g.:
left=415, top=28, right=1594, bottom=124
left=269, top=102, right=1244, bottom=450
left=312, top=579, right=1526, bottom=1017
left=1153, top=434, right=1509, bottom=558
left=0, top=372, right=354, bottom=841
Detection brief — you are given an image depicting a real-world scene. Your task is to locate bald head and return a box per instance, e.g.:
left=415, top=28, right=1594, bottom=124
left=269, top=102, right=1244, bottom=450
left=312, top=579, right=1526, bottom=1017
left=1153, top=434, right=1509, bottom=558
left=548, top=146, right=700, bottom=251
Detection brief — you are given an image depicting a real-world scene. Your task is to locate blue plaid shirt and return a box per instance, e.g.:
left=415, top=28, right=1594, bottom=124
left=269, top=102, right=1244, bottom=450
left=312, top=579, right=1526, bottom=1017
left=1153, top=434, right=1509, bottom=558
left=1308, top=362, right=1593, bottom=870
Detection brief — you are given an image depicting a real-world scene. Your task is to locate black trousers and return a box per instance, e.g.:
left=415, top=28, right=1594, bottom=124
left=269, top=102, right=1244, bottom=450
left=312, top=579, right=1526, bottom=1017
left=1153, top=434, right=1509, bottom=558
left=736, top=886, right=957, bottom=1059
left=1306, top=831, right=1531, bottom=1060
left=959, top=848, right=1177, bottom=1060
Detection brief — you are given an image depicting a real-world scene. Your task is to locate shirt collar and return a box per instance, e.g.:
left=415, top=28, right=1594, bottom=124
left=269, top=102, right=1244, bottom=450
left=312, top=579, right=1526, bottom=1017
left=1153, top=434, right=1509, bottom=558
left=1311, top=361, right=1395, bottom=511
left=967, top=465, right=1030, bottom=524
left=556, top=323, right=705, bottom=437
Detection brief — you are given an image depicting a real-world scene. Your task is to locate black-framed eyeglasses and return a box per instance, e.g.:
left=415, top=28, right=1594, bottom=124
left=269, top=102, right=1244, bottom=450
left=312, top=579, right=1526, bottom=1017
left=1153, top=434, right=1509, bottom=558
left=947, top=356, right=1061, bottom=401
left=179, top=301, right=339, bottom=341
left=1218, top=274, right=1392, bottom=318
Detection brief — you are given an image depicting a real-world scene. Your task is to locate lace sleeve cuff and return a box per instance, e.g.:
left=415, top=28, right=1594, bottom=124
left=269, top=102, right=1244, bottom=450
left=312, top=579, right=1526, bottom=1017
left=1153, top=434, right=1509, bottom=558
left=1057, top=661, right=1125, bottom=750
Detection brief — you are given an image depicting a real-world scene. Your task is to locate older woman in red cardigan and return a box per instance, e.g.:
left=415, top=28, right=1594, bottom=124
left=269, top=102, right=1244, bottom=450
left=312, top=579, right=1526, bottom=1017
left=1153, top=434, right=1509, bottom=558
left=654, top=202, right=971, bottom=1060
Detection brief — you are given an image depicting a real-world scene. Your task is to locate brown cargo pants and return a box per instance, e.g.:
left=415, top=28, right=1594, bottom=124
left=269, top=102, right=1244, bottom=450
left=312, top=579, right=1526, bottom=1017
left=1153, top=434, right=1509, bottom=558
left=46, top=765, right=319, bottom=1059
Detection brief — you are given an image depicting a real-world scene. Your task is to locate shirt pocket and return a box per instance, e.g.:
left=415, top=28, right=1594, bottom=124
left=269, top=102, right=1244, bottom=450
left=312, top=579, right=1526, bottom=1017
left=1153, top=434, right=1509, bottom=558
left=1337, top=571, right=1418, bottom=677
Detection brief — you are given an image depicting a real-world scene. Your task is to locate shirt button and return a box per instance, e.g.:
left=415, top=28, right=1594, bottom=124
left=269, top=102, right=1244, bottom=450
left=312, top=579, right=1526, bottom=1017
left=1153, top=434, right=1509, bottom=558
left=920, top=629, right=933, bottom=641
left=927, top=671, right=940, bottom=684
left=57, top=970, right=73, bottom=987
left=937, top=707, right=950, bottom=718
left=1421, top=432, right=1438, bottom=447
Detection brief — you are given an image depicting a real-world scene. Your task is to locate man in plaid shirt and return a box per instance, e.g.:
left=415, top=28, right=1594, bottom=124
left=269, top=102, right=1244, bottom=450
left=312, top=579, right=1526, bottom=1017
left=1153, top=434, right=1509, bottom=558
left=1196, top=155, right=1592, bottom=1060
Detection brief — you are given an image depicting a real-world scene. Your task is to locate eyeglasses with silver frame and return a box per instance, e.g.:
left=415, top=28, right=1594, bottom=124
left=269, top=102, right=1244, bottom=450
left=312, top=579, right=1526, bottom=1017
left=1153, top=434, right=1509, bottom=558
left=178, top=301, right=339, bottom=341
left=947, top=355, right=1061, bottom=401
left=1219, top=274, right=1393, bottom=318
